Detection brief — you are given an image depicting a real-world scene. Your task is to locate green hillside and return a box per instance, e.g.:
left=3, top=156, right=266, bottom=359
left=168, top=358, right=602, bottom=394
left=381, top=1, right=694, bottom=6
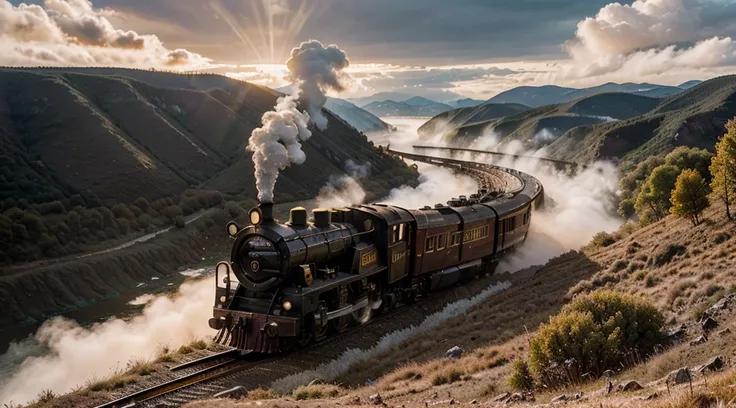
left=0, top=68, right=418, bottom=263
left=417, top=102, right=529, bottom=138
left=546, top=75, right=736, bottom=165
left=441, top=92, right=660, bottom=150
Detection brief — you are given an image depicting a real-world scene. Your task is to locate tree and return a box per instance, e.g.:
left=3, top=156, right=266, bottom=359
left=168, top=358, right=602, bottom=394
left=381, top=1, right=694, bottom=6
left=710, top=119, right=736, bottom=220
left=664, top=146, right=714, bottom=181
left=670, top=169, right=710, bottom=226
left=634, top=164, right=680, bottom=222
left=617, top=198, right=636, bottom=219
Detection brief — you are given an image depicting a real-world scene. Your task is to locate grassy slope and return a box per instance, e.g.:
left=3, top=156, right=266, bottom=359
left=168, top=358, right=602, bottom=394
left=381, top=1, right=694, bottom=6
left=448, top=92, right=660, bottom=150
left=0, top=68, right=418, bottom=206
left=547, top=75, right=736, bottom=165
left=417, top=103, right=530, bottom=138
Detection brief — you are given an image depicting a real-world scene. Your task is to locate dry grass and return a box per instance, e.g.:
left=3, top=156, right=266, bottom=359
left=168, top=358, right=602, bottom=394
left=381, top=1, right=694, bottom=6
left=293, top=384, right=342, bottom=400
left=338, top=251, right=600, bottom=385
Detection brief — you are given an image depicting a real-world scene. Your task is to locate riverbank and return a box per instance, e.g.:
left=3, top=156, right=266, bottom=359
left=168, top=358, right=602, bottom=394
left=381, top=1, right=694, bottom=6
left=0, top=207, right=241, bottom=333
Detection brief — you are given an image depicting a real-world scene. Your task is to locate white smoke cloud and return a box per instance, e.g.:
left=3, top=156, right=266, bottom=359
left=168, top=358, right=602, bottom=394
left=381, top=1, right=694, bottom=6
left=383, top=164, right=477, bottom=209
left=286, top=40, right=351, bottom=130
left=0, top=279, right=214, bottom=405
left=315, top=160, right=371, bottom=209
left=344, top=159, right=371, bottom=179
left=247, top=93, right=313, bottom=203
left=248, top=40, right=351, bottom=203
left=0, top=0, right=211, bottom=68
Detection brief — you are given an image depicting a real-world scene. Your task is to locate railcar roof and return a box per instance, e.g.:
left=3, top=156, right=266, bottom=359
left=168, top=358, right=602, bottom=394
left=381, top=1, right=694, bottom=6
left=353, top=204, right=415, bottom=225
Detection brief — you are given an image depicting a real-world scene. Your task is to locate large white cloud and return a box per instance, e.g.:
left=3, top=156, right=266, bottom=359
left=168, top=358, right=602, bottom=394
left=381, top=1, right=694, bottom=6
left=563, top=0, right=736, bottom=79
left=571, top=0, right=702, bottom=56
left=0, top=0, right=210, bottom=68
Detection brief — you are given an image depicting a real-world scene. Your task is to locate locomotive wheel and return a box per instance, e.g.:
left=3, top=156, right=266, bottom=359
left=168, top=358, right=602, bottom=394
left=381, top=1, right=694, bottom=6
left=352, top=304, right=372, bottom=325
left=369, top=282, right=384, bottom=311
left=281, top=318, right=315, bottom=352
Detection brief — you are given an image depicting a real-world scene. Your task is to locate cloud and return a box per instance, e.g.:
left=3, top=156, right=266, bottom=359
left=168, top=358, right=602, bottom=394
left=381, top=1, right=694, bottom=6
left=562, top=0, right=736, bottom=80
left=570, top=0, right=702, bottom=56
left=0, top=0, right=210, bottom=68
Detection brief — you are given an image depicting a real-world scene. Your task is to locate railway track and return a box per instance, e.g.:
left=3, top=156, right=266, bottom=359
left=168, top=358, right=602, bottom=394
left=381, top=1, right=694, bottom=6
left=411, top=144, right=584, bottom=173
left=93, top=298, right=427, bottom=408
left=94, top=148, right=541, bottom=407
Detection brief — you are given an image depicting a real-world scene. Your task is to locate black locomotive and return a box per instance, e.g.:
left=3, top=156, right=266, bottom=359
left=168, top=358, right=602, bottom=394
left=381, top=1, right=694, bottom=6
left=209, top=154, right=544, bottom=353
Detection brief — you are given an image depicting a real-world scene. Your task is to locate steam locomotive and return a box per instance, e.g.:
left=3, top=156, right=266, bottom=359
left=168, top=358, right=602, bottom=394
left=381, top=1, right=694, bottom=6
left=209, top=156, right=544, bottom=353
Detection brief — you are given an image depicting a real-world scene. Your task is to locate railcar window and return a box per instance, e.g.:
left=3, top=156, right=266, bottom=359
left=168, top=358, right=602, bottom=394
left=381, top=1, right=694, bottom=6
left=438, top=233, right=446, bottom=250
left=523, top=212, right=528, bottom=225
left=391, top=225, right=399, bottom=244
left=398, top=224, right=405, bottom=241
left=425, top=236, right=435, bottom=252
left=450, top=232, right=461, bottom=247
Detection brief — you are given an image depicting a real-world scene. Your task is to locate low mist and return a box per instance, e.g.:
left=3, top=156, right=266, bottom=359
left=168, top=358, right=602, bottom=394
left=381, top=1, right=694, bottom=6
left=0, top=279, right=214, bottom=405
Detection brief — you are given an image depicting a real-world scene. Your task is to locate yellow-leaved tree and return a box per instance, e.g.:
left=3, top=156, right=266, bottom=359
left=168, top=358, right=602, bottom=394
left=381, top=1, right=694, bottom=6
left=670, top=169, right=710, bottom=226
left=710, top=119, right=736, bottom=221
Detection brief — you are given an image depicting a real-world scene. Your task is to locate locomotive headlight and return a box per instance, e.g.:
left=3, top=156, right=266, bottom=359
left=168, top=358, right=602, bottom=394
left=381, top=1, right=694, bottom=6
left=226, top=222, right=239, bottom=238
left=219, top=296, right=227, bottom=304
left=282, top=301, right=292, bottom=311
left=249, top=208, right=263, bottom=226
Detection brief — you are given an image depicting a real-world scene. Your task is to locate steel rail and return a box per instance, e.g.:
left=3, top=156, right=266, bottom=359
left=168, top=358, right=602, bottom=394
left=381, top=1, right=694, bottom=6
left=411, top=144, right=585, bottom=171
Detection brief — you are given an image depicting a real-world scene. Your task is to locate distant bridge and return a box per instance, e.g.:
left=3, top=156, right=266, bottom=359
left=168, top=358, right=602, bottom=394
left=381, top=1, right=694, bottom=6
left=410, top=145, right=586, bottom=174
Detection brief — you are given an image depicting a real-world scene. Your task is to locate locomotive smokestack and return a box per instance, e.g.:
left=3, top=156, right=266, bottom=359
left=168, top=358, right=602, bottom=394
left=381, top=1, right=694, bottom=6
left=259, top=202, right=274, bottom=223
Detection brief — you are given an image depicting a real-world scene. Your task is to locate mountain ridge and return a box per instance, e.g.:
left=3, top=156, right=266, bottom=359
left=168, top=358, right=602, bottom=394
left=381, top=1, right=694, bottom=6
left=488, top=81, right=685, bottom=107
left=0, top=68, right=418, bottom=208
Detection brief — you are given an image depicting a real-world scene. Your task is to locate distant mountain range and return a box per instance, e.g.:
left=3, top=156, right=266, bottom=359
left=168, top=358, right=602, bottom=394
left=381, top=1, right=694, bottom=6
left=347, top=82, right=700, bottom=118
left=346, top=90, right=464, bottom=107
left=487, top=82, right=690, bottom=107
left=417, top=76, right=736, bottom=168
left=324, top=97, right=392, bottom=134
left=361, top=97, right=454, bottom=117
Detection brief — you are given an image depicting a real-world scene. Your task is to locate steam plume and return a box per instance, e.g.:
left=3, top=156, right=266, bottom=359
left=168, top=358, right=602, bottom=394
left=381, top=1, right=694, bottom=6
left=248, top=40, right=350, bottom=203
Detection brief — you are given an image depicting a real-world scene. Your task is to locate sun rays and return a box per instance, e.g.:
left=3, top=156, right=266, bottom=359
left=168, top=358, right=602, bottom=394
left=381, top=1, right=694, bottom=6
left=208, top=0, right=319, bottom=64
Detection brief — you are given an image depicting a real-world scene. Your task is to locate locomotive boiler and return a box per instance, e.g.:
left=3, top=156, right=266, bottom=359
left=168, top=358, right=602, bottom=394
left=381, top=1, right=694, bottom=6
left=210, top=154, right=545, bottom=354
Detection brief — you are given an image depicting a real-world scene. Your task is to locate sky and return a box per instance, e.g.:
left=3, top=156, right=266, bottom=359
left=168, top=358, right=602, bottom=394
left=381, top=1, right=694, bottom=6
left=3, top=0, right=736, bottom=100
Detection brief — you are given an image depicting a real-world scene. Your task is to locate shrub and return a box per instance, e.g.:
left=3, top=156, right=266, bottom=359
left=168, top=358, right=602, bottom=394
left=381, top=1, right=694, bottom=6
left=588, top=231, right=616, bottom=249
left=225, top=201, right=244, bottom=218
left=431, top=369, right=462, bottom=386
left=174, top=217, right=186, bottom=229
left=508, top=360, right=534, bottom=391
left=529, top=291, right=664, bottom=387
left=654, top=244, right=686, bottom=266
left=618, top=198, right=636, bottom=220
left=293, top=384, right=340, bottom=400
left=248, top=387, right=277, bottom=400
